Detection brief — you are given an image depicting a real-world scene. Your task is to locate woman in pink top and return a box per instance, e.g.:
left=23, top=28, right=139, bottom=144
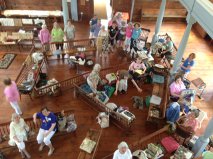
left=125, top=22, right=133, bottom=51
left=39, top=24, right=51, bottom=52
left=129, top=56, right=146, bottom=81
left=3, top=78, right=22, bottom=115
left=170, top=75, right=186, bottom=101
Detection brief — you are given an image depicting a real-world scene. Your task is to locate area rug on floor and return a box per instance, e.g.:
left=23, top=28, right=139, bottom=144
left=0, top=53, right=16, bottom=69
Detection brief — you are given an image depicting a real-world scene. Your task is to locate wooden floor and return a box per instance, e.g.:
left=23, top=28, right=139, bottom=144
left=0, top=21, right=212, bottom=159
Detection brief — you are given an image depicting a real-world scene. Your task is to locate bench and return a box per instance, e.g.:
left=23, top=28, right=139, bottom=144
left=73, top=63, right=135, bottom=131
left=46, top=39, right=97, bottom=57
left=141, top=9, right=187, bottom=21
left=147, top=68, right=170, bottom=123
left=0, top=109, right=75, bottom=150
left=78, top=129, right=102, bottom=159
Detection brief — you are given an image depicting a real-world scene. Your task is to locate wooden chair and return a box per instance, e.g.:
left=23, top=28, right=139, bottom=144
left=175, top=118, right=194, bottom=145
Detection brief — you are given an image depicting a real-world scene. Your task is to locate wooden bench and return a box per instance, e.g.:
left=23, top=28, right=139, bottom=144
left=72, top=64, right=135, bottom=131
left=46, top=39, right=97, bottom=57
left=102, top=125, right=170, bottom=159
left=147, top=68, right=170, bottom=123
left=141, top=9, right=187, bottom=21
left=74, top=83, right=134, bottom=131
left=78, top=129, right=102, bottom=159
left=0, top=110, right=75, bottom=150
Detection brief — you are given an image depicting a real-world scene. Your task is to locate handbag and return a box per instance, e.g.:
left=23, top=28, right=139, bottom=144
left=96, top=112, right=109, bottom=128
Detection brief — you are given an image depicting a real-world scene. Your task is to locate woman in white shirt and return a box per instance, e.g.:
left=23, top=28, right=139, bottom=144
left=9, top=113, right=31, bottom=158
left=113, top=141, right=132, bottom=159
left=98, top=26, right=109, bottom=57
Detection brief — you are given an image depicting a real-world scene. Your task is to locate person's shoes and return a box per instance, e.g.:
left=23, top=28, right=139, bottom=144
left=20, top=151, right=25, bottom=158
left=39, top=144, right=45, bottom=151
left=25, top=153, right=31, bottom=159
left=48, top=148, right=55, bottom=156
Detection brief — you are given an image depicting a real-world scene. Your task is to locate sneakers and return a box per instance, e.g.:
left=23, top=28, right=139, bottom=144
left=48, top=148, right=55, bottom=156
left=39, top=144, right=45, bottom=151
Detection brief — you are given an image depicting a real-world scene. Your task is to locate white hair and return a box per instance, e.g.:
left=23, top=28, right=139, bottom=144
left=93, top=64, right=101, bottom=72
left=11, top=113, right=20, bottom=122
left=42, top=24, right=47, bottom=29
left=118, top=141, right=129, bottom=150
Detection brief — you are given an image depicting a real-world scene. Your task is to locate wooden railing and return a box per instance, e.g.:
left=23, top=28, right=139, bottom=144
left=34, top=63, right=129, bottom=97
left=147, top=71, right=170, bottom=122
left=46, top=38, right=96, bottom=56
left=74, top=83, right=133, bottom=130
left=102, top=125, right=169, bottom=159
left=15, top=46, right=35, bottom=84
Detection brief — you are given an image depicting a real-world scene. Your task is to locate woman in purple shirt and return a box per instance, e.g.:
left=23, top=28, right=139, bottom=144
left=33, top=107, right=56, bottom=156
left=3, top=78, right=22, bottom=115
left=39, top=24, right=51, bottom=52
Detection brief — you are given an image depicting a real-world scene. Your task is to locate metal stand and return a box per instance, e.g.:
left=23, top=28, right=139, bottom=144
left=191, top=78, right=206, bottom=99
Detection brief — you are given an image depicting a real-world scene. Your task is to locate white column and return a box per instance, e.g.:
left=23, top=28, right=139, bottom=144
left=130, top=0, right=135, bottom=22
left=62, top=0, right=69, bottom=25
left=192, top=117, right=213, bottom=157
left=71, top=0, right=78, bottom=21
left=170, top=14, right=196, bottom=74
left=151, top=0, right=167, bottom=45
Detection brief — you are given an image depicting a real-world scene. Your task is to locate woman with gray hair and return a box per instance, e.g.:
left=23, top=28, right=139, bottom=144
left=113, top=141, right=132, bottom=159
left=9, top=113, right=31, bottom=158
left=87, top=64, right=101, bottom=94
left=38, top=24, right=51, bottom=52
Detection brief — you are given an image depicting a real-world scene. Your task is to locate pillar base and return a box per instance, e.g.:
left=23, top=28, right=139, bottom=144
left=192, top=136, right=209, bottom=158
left=151, top=34, right=159, bottom=46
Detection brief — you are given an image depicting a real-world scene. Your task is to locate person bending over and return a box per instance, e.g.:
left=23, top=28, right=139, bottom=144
left=114, top=70, right=142, bottom=96
left=33, top=107, right=56, bottom=156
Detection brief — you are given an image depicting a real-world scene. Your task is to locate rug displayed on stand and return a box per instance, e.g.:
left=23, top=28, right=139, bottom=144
left=0, top=53, right=16, bottom=69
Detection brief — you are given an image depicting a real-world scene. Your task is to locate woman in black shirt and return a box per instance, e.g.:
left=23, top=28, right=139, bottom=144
left=108, top=21, right=118, bottom=51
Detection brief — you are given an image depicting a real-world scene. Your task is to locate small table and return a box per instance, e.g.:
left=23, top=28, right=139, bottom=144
left=191, top=78, right=206, bottom=99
